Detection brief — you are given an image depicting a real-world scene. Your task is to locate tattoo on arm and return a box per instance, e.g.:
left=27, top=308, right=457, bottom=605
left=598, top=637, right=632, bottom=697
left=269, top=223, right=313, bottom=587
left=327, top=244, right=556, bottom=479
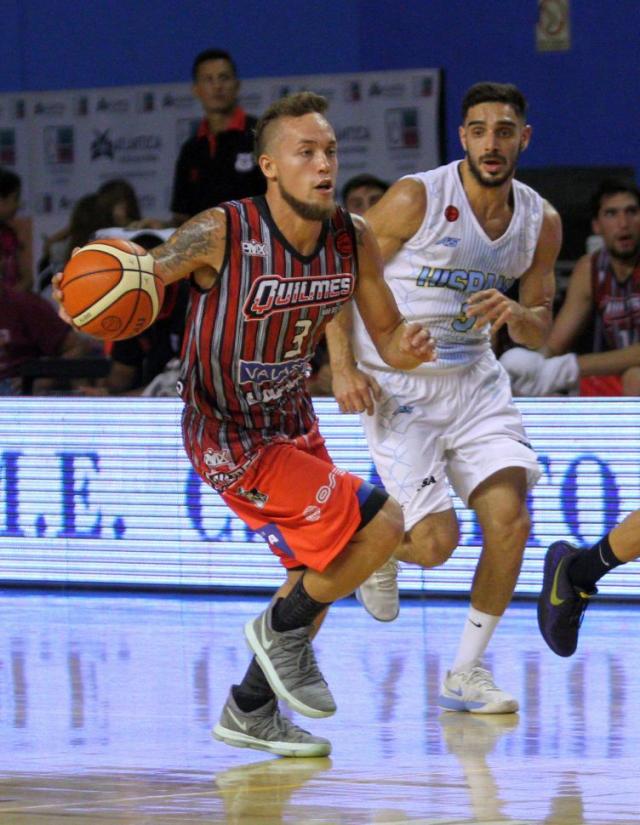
left=151, top=210, right=225, bottom=282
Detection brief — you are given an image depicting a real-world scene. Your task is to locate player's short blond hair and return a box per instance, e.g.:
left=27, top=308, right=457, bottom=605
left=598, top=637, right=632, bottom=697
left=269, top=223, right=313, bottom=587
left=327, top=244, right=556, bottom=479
left=254, top=92, right=329, bottom=159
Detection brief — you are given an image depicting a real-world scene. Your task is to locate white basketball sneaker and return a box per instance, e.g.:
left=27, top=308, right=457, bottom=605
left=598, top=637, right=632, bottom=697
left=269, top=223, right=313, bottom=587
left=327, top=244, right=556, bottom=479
left=355, top=557, right=399, bottom=622
left=438, top=666, right=519, bottom=714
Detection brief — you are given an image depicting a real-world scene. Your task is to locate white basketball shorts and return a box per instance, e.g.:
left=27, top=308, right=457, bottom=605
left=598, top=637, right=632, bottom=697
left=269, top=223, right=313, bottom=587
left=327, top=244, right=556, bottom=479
left=360, top=350, right=540, bottom=530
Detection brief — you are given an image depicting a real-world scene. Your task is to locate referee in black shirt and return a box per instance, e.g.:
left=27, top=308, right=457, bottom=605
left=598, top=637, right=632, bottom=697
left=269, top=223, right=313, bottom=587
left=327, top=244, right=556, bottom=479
left=170, top=49, right=266, bottom=225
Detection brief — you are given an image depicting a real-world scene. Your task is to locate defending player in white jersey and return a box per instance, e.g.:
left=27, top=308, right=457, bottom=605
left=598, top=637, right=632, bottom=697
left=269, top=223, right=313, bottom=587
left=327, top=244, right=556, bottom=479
left=326, top=82, right=562, bottom=713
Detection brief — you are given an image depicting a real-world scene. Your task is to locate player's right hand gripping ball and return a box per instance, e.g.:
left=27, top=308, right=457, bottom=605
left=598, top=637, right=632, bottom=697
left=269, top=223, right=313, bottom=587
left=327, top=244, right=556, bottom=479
left=59, top=238, right=165, bottom=341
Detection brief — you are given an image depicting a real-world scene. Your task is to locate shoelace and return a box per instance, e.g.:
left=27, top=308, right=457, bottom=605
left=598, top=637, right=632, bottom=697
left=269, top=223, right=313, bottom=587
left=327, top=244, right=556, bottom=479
left=252, top=702, right=312, bottom=741
left=465, top=667, right=501, bottom=693
left=372, top=558, right=399, bottom=590
left=567, top=590, right=591, bottom=628
left=274, top=627, right=327, bottom=690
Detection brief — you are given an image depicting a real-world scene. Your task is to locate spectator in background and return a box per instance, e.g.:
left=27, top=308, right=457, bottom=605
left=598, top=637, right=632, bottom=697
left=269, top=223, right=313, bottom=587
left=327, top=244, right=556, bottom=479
left=0, top=168, right=31, bottom=291
left=341, top=173, right=389, bottom=215
left=0, top=282, right=90, bottom=395
left=39, top=178, right=161, bottom=285
left=170, top=48, right=265, bottom=225
left=501, top=179, right=640, bottom=396
left=37, top=193, right=109, bottom=298
left=96, top=178, right=142, bottom=226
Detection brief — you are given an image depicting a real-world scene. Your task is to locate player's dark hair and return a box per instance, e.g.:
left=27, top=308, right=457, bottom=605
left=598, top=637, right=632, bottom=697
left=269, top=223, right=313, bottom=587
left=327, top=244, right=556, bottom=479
left=0, top=167, right=21, bottom=198
left=254, top=92, right=329, bottom=159
left=341, top=173, right=389, bottom=204
left=590, top=178, right=640, bottom=219
left=461, top=82, right=528, bottom=121
left=192, top=48, right=237, bottom=81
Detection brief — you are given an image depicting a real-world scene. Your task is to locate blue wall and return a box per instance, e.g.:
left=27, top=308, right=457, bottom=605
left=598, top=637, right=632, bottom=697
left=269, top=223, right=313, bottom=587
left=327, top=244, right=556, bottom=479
left=2, top=0, right=639, bottom=177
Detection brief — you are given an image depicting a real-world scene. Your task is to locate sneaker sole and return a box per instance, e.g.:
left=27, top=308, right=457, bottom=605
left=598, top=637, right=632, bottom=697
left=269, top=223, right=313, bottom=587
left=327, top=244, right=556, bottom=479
left=355, top=588, right=399, bottom=622
left=244, top=619, right=336, bottom=719
left=438, top=695, right=519, bottom=714
left=213, top=723, right=331, bottom=757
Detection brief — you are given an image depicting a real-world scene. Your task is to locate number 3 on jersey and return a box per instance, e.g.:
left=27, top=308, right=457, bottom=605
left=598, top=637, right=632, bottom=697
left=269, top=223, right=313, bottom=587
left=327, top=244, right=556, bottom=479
left=285, top=319, right=313, bottom=358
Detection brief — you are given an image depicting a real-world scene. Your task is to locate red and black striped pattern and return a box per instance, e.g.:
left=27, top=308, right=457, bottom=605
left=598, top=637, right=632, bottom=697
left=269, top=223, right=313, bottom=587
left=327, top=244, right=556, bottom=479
left=591, top=248, right=640, bottom=352
left=180, top=196, right=357, bottom=476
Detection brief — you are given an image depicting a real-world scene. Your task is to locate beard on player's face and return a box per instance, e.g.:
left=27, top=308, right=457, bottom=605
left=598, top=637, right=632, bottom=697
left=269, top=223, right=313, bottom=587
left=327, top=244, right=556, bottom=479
left=608, top=241, right=640, bottom=262
left=278, top=179, right=335, bottom=221
left=466, top=149, right=519, bottom=189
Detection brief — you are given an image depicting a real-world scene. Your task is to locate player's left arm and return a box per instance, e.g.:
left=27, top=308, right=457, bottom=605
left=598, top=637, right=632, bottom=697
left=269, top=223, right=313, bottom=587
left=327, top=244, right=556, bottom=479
left=466, top=201, right=562, bottom=349
left=349, top=215, right=435, bottom=370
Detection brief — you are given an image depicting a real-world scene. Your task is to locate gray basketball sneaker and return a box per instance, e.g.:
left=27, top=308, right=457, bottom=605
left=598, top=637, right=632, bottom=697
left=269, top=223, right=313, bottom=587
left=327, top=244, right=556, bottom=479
left=213, top=693, right=331, bottom=757
left=245, top=603, right=336, bottom=718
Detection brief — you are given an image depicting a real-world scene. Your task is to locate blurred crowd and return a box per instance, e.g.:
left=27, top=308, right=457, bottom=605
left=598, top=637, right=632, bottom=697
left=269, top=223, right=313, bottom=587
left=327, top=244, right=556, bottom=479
left=1, top=47, right=639, bottom=400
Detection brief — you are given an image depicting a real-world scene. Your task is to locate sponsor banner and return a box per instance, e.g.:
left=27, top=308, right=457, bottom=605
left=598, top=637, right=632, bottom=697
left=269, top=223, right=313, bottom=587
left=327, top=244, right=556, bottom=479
left=0, top=397, right=638, bottom=596
left=0, top=69, right=442, bottom=267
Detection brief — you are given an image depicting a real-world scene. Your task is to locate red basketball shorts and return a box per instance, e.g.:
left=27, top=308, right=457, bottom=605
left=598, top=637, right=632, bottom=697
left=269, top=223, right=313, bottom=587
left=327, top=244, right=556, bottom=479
left=221, top=443, right=371, bottom=571
left=221, top=439, right=370, bottom=572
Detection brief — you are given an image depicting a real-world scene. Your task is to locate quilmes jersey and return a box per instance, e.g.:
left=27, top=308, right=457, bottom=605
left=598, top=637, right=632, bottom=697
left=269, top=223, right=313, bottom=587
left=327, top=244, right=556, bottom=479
left=353, top=160, right=544, bottom=373
left=591, top=247, right=640, bottom=352
left=179, top=196, right=356, bottom=490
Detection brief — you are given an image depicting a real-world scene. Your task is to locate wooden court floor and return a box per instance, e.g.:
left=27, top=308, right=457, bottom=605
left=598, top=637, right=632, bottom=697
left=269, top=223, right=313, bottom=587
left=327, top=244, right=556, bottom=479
left=0, top=589, right=638, bottom=824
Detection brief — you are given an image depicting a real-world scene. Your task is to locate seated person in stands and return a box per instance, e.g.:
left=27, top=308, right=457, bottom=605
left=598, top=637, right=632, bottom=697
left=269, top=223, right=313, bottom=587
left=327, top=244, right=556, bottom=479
left=0, top=282, right=91, bottom=395
left=0, top=168, right=31, bottom=292
left=96, top=178, right=164, bottom=230
left=341, top=173, right=389, bottom=215
left=501, top=178, right=640, bottom=396
left=38, top=193, right=109, bottom=299
left=39, top=179, right=162, bottom=283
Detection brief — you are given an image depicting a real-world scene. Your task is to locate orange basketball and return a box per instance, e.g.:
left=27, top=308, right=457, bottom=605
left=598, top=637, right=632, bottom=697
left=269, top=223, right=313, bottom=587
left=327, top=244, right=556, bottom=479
left=60, top=238, right=166, bottom=341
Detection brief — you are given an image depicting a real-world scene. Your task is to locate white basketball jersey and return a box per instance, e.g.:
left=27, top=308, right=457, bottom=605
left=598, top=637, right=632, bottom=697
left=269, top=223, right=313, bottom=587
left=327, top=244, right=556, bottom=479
left=353, top=160, right=544, bottom=373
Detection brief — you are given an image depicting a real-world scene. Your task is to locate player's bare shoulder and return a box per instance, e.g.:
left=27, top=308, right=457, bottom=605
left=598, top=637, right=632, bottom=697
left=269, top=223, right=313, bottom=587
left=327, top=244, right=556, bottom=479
left=152, top=207, right=227, bottom=288
left=366, top=177, right=427, bottom=255
left=540, top=198, right=563, bottom=246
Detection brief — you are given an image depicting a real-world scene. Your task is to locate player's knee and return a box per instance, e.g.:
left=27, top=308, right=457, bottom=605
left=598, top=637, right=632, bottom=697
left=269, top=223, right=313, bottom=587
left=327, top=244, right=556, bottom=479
left=482, top=503, right=530, bottom=552
left=402, top=518, right=459, bottom=567
left=622, top=367, right=640, bottom=396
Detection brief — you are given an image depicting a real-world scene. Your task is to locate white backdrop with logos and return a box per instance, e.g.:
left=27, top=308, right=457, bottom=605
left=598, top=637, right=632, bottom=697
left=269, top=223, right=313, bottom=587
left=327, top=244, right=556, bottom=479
left=0, top=68, right=443, bottom=267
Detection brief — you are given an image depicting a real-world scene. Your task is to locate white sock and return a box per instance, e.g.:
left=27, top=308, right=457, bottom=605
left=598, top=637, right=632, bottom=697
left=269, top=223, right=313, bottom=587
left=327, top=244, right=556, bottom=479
left=450, top=606, right=500, bottom=673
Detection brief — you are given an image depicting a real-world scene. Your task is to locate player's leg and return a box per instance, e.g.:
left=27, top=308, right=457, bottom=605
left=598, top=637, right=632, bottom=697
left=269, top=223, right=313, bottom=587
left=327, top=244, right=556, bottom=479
left=225, top=443, right=401, bottom=720
left=214, top=568, right=332, bottom=758
left=437, top=466, right=528, bottom=714
left=244, top=490, right=401, bottom=718
left=538, top=508, right=640, bottom=657
left=622, top=366, right=640, bottom=396
left=353, top=369, right=452, bottom=620
left=355, top=506, right=459, bottom=622
left=438, top=355, right=538, bottom=713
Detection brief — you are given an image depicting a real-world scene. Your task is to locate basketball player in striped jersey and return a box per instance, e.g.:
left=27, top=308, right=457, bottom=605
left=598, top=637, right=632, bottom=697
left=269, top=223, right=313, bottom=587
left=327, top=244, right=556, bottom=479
left=55, top=92, right=435, bottom=756
left=327, top=82, right=562, bottom=713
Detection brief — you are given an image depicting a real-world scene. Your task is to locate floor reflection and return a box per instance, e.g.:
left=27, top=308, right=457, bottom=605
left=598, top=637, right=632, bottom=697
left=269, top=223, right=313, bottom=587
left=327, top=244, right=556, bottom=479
left=0, top=590, right=639, bottom=823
